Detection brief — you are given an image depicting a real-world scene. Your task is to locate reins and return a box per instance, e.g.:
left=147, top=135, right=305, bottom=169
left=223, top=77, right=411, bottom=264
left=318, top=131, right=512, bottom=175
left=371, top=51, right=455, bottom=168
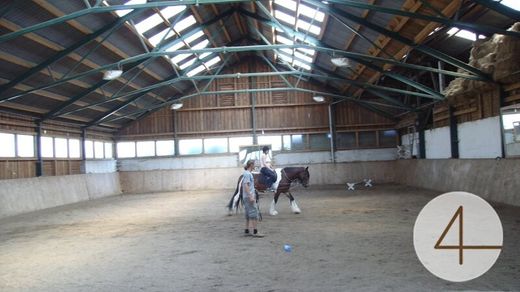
left=280, top=168, right=304, bottom=188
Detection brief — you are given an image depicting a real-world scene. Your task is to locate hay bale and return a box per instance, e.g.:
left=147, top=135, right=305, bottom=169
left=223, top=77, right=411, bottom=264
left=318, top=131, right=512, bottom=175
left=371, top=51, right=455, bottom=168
left=443, top=77, right=469, bottom=99
left=493, top=22, right=520, bottom=83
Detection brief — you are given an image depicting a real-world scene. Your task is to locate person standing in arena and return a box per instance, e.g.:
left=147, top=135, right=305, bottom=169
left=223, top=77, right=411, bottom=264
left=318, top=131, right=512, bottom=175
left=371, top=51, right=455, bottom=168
left=242, top=159, right=264, bottom=237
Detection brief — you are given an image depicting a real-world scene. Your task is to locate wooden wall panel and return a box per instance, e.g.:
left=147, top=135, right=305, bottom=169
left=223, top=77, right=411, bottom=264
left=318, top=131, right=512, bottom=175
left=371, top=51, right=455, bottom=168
left=118, top=57, right=395, bottom=138
left=335, top=101, right=394, bottom=130
left=433, top=87, right=501, bottom=128
left=0, top=160, right=36, bottom=179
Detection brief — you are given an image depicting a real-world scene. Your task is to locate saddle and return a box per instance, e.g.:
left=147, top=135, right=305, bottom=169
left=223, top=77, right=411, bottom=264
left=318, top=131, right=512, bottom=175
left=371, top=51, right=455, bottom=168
left=260, top=167, right=277, bottom=187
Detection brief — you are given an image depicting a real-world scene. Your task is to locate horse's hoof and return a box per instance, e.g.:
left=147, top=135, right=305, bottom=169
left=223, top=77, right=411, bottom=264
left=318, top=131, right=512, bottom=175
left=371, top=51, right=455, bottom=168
left=293, top=211, right=300, bottom=214
left=270, top=210, right=278, bottom=216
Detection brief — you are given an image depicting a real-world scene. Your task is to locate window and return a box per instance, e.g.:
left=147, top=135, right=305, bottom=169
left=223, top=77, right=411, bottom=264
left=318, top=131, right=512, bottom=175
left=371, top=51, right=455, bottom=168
left=85, top=140, right=94, bottom=159
left=309, top=133, right=330, bottom=150
left=104, top=142, right=113, bottom=159
left=258, top=135, right=282, bottom=151
left=54, top=138, right=68, bottom=158
left=156, top=140, right=175, bottom=156
left=179, top=139, right=203, bottom=155
left=117, top=142, right=136, bottom=158
left=17, top=134, right=34, bottom=157
left=290, top=134, right=306, bottom=150
left=379, top=130, right=397, bottom=147
left=136, top=141, right=155, bottom=157
left=336, top=132, right=356, bottom=149
left=229, top=137, right=253, bottom=153
left=358, top=131, right=377, bottom=147
left=69, top=139, right=80, bottom=158
left=204, top=138, right=228, bottom=154
left=41, top=136, right=54, bottom=158
left=0, top=133, right=15, bottom=157
left=94, top=141, right=105, bottom=159
left=283, top=135, right=292, bottom=150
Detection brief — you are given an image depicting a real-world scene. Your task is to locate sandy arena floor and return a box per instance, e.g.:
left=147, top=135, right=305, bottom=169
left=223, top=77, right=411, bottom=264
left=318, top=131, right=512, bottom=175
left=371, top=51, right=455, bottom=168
left=0, top=184, right=518, bottom=291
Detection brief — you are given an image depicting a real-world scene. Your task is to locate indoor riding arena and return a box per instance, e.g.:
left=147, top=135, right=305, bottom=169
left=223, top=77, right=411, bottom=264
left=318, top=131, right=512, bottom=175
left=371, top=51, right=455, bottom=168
left=1, top=1, right=519, bottom=291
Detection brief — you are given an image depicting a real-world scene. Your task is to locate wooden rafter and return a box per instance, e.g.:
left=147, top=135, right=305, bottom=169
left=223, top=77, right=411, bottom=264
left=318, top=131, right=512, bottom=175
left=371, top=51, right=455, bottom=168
left=190, top=6, right=227, bottom=68
left=209, top=4, right=240, bottom=62
left=0, top=18, right=165, bottom=110
left=32, top=0, right=166, bottom=103
left=350, top=0, right=462, bottom=97
left=333, top=0, right=376, bottom=76
left=341, top=0, right=424, bottom=95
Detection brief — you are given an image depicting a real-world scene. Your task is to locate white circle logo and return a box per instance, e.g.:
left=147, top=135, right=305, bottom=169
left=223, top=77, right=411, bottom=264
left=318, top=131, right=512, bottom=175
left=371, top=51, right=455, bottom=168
left=413, top=191, right=503, bottom=282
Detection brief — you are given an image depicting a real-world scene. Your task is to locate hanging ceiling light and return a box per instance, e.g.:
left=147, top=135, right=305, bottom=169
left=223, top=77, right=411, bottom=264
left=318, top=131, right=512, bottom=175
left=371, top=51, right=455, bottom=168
left=102, top=69, right=123, bottom=80
left=171, top=103, right=183, bottom=110
left=313, top=96, right=325, bottom=102
left=330, top=57, right=350, bottom=67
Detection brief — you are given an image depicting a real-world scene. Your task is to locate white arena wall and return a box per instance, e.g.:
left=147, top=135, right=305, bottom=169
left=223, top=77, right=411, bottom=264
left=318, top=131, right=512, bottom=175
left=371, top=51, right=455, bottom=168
left=0, top=173, right=121, bottom=219
left=118, top=149, right=397, bottom=194
left=401, top=116, right=502, bottom=159
left=394, top=159, right=520, bottom=207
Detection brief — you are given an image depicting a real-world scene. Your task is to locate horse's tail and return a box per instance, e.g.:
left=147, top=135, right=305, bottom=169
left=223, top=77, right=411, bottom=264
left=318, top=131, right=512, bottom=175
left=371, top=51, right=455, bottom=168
left=227, top=175, right=244, bottom=211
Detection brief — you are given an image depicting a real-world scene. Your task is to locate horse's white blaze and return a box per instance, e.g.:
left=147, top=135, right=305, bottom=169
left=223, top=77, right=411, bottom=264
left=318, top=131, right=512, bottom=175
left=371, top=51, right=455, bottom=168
left=290, top=200, right=301, bottom=214
left=269, top=199, right=278, bottom=216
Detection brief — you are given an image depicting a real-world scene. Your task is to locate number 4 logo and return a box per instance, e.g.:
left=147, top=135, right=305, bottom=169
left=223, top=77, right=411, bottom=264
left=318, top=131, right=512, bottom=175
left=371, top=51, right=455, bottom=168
left=434, top=206, right=502, bottom=265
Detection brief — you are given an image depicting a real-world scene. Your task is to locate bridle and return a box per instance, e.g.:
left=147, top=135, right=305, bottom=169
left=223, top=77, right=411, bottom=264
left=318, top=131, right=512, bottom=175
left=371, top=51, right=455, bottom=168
left=281, top=168, right=307, bottom=187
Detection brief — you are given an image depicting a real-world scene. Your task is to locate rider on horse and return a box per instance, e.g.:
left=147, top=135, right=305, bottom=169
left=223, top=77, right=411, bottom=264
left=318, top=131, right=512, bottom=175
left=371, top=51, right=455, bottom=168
left=260, top=146, right=277, bottom=190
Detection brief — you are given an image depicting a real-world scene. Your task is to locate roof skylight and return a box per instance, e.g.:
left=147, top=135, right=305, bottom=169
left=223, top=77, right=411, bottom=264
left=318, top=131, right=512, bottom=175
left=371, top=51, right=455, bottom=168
left=187, top=64, right=206, bottom=77
left=186, top=56, right=221, bottom=77
left=447, top=28, right=486, bottom=41
left=148, top=28, right=176, bottom=46
left=173, top=16, right=197, bottom=34
left=499, top=0, right=520, bottom=11
left=273, top=0, right=324, bottom=71
left=134, top=6, right=186, bottom=34
left=205, top=56, right=221, bottom=67
left=105, top=1, right=220, bottom=78
left=111, top=0, right=146, bottom=17
left=274, top=10, right=296, bottom=25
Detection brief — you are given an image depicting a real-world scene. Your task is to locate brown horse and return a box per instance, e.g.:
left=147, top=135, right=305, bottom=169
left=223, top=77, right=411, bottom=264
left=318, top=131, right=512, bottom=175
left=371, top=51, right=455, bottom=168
left=227, top=167, right=310, bottom=216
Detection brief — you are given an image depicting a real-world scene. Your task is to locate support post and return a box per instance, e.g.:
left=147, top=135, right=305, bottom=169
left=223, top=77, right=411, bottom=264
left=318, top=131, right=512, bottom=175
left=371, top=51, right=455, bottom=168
left=499, top=86, right=506, bottom=158
left=328, top=104, right=336, bottom=163
left=418, top=129, right=426, bottom=159
left=81, top=128, right=87, bottom=173
left=438, top=61, right=445, bottom=93
left=173, top=109, right=179, bottom=156
left=449, top=106, right=459, bottom=158
left=35, top=121, right=43, bottom=176
left=249, top=61, right=257, bottom=144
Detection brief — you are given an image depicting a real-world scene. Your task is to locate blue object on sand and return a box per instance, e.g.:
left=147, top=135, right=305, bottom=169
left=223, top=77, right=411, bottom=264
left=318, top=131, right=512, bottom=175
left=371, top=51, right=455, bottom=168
left=284, top=244, right=292, bottom=252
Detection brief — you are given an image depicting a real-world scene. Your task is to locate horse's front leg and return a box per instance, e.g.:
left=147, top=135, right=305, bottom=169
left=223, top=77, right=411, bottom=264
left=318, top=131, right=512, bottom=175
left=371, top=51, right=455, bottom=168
left=269, top=190, right=281, bottom=216
left=287, top=192, right=301, bottom=214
